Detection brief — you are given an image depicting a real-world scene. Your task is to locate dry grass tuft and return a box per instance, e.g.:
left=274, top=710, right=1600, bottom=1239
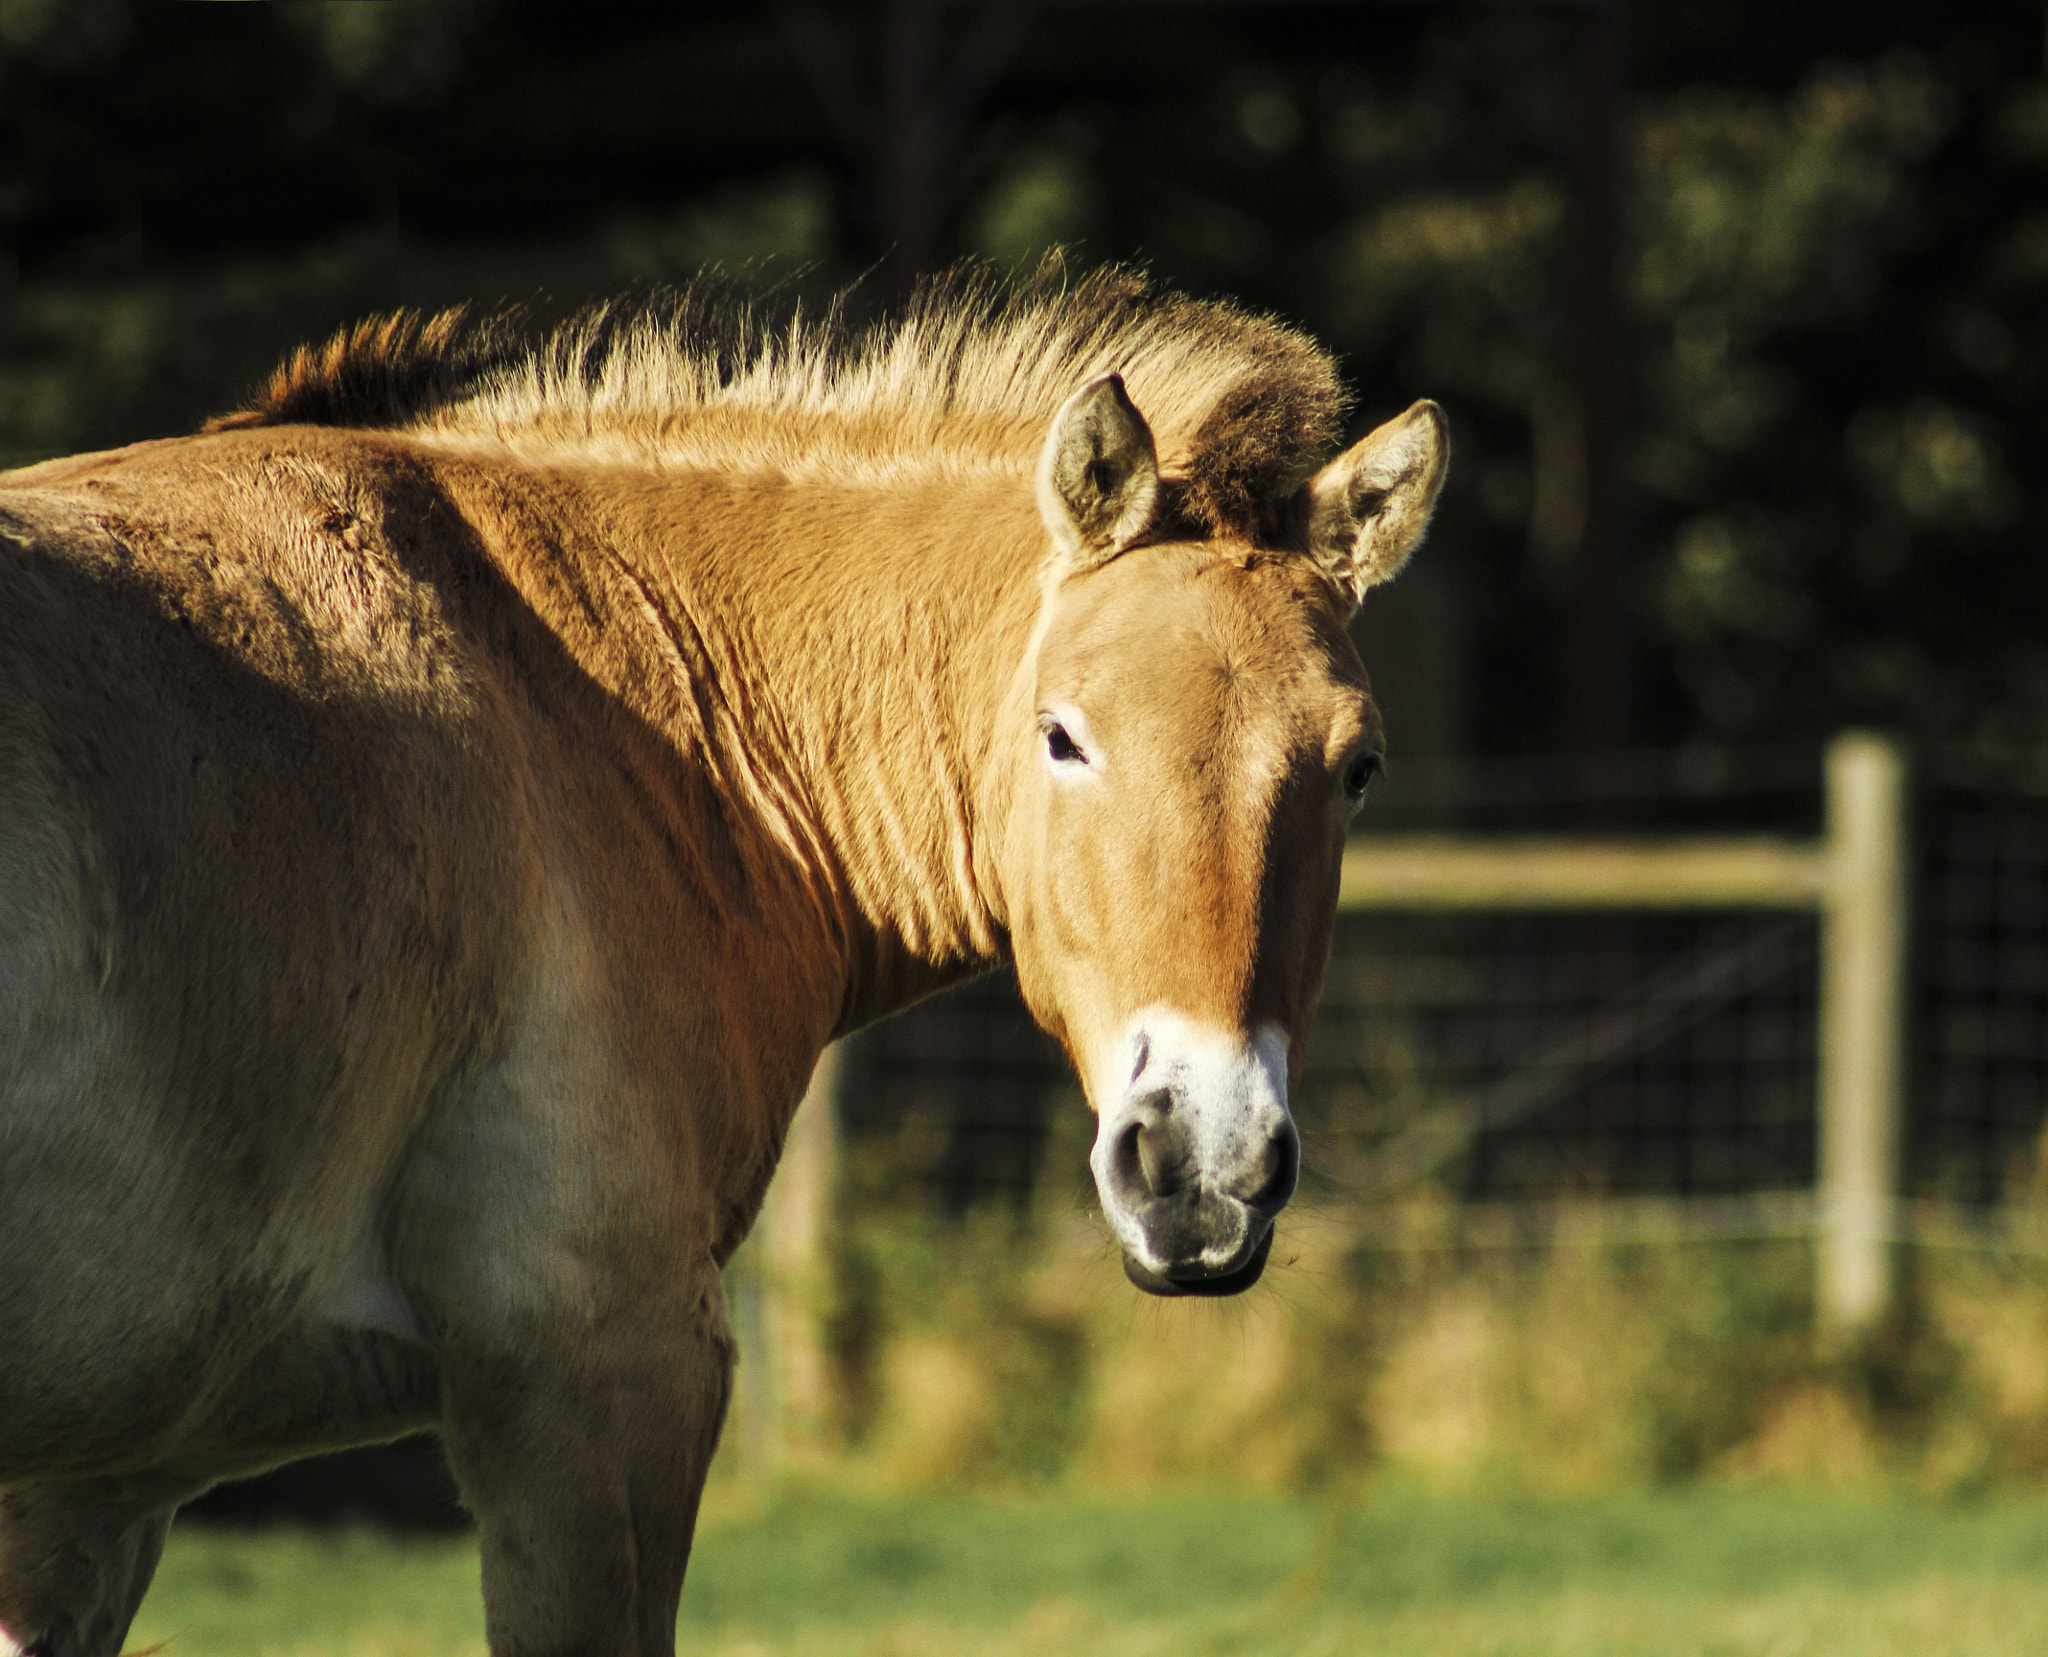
left=788, top=1194, right=2048, bottom=1497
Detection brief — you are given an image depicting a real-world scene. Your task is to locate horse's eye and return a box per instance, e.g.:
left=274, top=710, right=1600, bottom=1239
left=1343, top=753, right=1381, bottom=800
left=1046, top=723, right=1085, bottom=765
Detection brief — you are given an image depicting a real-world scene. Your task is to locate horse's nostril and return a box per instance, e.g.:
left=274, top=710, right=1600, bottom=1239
left=1136, top=1118, right=1186, bottom=1199
left=1109, top=1102, right=1189, bottom=1204
left=1111, top=1119, right=1147, bottom=1202
left=1247, top=1121, right=1299, bottom=1216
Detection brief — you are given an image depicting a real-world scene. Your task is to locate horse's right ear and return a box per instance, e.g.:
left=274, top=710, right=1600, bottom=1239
left=1036, top=374, right=1160, bottom=572
left=1294, top=399, right=1448, bottom=610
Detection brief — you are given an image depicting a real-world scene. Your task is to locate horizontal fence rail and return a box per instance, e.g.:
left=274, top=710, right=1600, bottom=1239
left=1340, top=838, right=1830, bottom=910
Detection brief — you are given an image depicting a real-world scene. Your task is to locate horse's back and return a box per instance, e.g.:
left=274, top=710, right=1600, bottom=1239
left=0, top=431, right=542, bottom=1472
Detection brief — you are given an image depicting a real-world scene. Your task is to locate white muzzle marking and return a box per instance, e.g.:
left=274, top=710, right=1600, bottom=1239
left=1087, top=1008, right=1294, bottom=1276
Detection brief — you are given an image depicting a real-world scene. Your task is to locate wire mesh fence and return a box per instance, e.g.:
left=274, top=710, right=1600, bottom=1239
left=839, top=967, right=1072, bottom=1213
left=838, top=742, right=2048, bottom=1217
left=1299, top=907, right=1821, bottom=1203
left=1918, top=788, right=2048, bottom=1204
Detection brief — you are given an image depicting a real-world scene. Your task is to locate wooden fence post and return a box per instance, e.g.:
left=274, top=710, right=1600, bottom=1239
left=755, top=1041, right=842, bottom=1461
left=1817, top=732, right=1909, bottom=1335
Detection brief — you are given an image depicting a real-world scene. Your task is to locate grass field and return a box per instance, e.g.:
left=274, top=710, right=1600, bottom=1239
left=132, top=1485, right=2048, bottom=1657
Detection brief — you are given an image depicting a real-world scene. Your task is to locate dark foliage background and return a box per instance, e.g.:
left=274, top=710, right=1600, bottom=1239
left=5, top=0, right=2045, bottom=764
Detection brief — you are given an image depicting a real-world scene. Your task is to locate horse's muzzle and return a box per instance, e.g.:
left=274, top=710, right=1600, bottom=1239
left=1121, top=1226, right=1275, bottom=1298
left=1093, top=1077, right=1299, bottom=1298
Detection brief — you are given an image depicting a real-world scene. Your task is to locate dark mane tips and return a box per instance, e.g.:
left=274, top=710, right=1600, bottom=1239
left=1179, top=328, right=1347, bottom=540
left=204, top=306, right=515, bottom=433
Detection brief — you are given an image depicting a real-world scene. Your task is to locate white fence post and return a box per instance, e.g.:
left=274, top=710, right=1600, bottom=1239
left=1817, top=732, right=1909, bottom=1335
left=755, top=1042, right=842, bottom=1462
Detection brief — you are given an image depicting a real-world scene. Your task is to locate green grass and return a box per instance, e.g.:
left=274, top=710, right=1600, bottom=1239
left=132, top=1487, right=2048, bottom=1656
left=130, top=1528, right=483, bottom=1657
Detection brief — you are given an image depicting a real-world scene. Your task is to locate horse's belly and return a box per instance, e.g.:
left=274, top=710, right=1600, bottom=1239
left=0, top=795, right=408, bottom=1477
left=0, top=1011, right=242, bottom=1474
left=0, top=808, right=175, bottom=1457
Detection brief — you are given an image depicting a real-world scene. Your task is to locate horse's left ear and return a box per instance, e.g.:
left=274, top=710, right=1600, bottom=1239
left=1037, top=374, right=1160, bottom=572
left=1294, top=399, right=1448, bottom=609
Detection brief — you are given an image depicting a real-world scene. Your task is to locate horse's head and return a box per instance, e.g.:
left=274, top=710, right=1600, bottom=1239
left=999, top=375, right=1446, bottom=1296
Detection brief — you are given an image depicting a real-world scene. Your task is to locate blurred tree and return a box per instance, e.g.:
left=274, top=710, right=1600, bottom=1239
left=773, top=0, right=1034, bottom=298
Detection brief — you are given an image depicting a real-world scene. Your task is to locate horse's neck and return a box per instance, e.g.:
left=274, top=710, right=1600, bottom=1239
left=580, top=463, right=1043, bottom=1030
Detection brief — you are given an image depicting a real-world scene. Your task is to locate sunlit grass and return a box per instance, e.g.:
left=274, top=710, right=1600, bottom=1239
left=131, top=1527, right=484, bottom=1657
left=131, top=1486, right=2048, bottom=1657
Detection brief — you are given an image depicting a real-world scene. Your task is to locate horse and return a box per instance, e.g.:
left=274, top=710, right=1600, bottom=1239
left=0, top=264, right=1445, bottom=1657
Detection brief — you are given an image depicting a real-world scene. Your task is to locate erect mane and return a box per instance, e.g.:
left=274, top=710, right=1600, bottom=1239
left=206, top=262, right=1348, bottom=538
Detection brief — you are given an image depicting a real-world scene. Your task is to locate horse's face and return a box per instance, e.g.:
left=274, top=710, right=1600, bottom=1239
left=1002, top=377, right=1446, bottom=1296
left=1008, top=545, right=1376, bottom=1294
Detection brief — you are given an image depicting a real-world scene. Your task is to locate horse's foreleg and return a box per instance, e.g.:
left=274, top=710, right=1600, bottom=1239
left=0, top=1472, right=199, bottom=1657
left=440, top=1271, right=735, bottom=1657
